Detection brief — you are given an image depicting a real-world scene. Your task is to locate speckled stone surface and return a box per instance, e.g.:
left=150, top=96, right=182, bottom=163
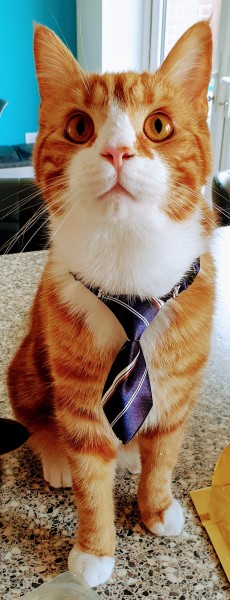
left=0, top=230, right=230, bottom=600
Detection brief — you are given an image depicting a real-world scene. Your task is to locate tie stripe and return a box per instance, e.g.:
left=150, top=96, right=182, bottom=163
left=101, top=349, right=140, bottom=407
left=110, top=367, right=148, bottom=428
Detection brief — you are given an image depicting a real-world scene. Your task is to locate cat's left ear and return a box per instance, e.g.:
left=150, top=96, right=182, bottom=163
left=158, top=20, right=212, bottom=117
left=33, top=24, right=84, bottom=102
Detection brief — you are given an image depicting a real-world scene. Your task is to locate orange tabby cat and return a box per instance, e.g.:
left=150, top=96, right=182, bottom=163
left=7, top=21, right=215, bottom=586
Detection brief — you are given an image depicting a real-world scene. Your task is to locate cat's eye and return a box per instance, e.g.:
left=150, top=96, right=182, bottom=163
left=66, top=112, right=94, bottom=144
left=144, top=112, right=174, bottom=142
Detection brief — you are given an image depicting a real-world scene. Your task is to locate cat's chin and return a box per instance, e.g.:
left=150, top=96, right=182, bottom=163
left=96, top=187, right=135, bottom=222
left=98, top=182, right=134, bottom=202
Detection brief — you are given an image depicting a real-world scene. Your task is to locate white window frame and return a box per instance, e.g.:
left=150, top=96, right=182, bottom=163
left=148, top=0, right=167, bottom=70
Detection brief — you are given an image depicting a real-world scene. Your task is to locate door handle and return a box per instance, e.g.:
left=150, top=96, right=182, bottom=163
left=221, top=76, right=230, bottom=85
left=220, top=76, right=230, bottom=118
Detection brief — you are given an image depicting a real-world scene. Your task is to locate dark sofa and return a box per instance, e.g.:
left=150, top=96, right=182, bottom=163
left=0, top=144, right=48, bottom=254
left=212, top=170, right=230, bottom=226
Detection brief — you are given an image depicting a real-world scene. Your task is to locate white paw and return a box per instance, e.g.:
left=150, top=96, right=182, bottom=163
left=125, top=455, right=141, bottom=475
left=118, top=444, right=141, bottom=474
left=150, top=499, right=184, bottom=536
left=68, top=546, right=115, bottom=587
left=42, top=455, right=72, bottom=488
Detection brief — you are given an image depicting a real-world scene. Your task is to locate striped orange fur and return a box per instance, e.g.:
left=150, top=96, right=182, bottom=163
left=7, top=21, right=216, bottom=586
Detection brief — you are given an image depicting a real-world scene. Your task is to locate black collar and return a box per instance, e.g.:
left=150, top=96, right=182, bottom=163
left=70, top=258, right=200, bottom=304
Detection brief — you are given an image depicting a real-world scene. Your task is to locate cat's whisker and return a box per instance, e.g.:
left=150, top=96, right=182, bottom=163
left=1, top=189, right=66, bottom=255
left=154, top=176, right=216, bottom=210
left=0, top=173, right=82, bottom=222
left=44, top=192, right=83, bottom=251
left=48, top=9, right=72, bottom=53
left=165, top=187, right=214, bottom=220
left=12, top=179, right=83, bottom=255
left=21, top=187, right=83, bottom=254
left=158, top=176, right=215, bottom=198
left=19, top=206, right=59, bottom=254
left=165, top=193, right=217, bottom=231
left=79, top=15, right=90, bottom=77
left=0, top=188, right=53, bottom=224
left=0, top=178, right=67, bottom=224
left=157, top=180, right=214, bottom=221
left=0, top=172, right=72, bottom=208
left=0, top=181, right=38, bottom=204
left=0, top=191, right=41, bottom=220
left=168, top=180, right=230, bottom=223
left=175, top=182, right=230, bottom=209
left=2, top=204, right=49, bottom=255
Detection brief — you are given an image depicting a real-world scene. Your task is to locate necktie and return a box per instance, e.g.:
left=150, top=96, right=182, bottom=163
left=71, top=260, right=200, bottom=444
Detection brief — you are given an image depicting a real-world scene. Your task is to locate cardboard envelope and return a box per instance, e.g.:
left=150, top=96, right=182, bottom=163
left=190, top=443, right=230, bottom=582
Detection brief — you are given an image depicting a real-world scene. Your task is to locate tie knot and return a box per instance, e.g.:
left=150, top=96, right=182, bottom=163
left=101, top=295, right=159, bottom=341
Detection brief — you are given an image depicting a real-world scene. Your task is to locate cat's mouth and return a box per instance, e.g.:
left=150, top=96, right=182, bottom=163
left=98, top=183, right=134, bottom=201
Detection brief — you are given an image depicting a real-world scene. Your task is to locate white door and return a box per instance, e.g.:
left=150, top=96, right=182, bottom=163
left=210, top=0, right=230, bottom=172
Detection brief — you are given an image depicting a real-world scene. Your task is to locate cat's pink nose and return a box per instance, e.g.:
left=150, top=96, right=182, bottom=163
left=101, top=145, right=134, bottom=171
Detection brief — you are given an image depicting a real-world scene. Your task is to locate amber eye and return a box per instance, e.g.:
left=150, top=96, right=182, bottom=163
left=144, top=112, right=174, bottom=142
left=66, top=112, right=94, bottom=144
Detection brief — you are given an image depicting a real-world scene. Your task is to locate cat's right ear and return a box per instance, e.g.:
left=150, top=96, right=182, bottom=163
left=157, top=20, right=212, bottom=118
left=33, top=24, right=83, bottom=103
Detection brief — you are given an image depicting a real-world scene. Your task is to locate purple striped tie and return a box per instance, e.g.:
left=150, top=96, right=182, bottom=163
left=71, top=260, right=200, bottom=444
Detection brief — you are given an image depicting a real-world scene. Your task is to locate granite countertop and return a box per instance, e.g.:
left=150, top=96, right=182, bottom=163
left=0, top=233, right=230, bottom=600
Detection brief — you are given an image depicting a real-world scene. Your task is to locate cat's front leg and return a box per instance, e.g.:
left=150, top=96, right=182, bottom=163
left=60, top=421, right=117, bottom=587
left=137, top=421, right=186, bottom=536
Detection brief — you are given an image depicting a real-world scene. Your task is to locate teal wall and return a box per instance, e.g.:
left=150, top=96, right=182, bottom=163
left=0, top=0, right=77, bottom=145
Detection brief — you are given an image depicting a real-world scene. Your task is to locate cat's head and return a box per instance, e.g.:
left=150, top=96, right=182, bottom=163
left=33, top=21, right=214, bottom=295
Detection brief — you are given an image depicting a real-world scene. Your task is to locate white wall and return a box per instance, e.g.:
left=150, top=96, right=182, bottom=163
left=102, top=0, right=144, bottom=72
left=76, top=0, right=147, bottom=73
left=77, top=0, right=102, bottom=72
